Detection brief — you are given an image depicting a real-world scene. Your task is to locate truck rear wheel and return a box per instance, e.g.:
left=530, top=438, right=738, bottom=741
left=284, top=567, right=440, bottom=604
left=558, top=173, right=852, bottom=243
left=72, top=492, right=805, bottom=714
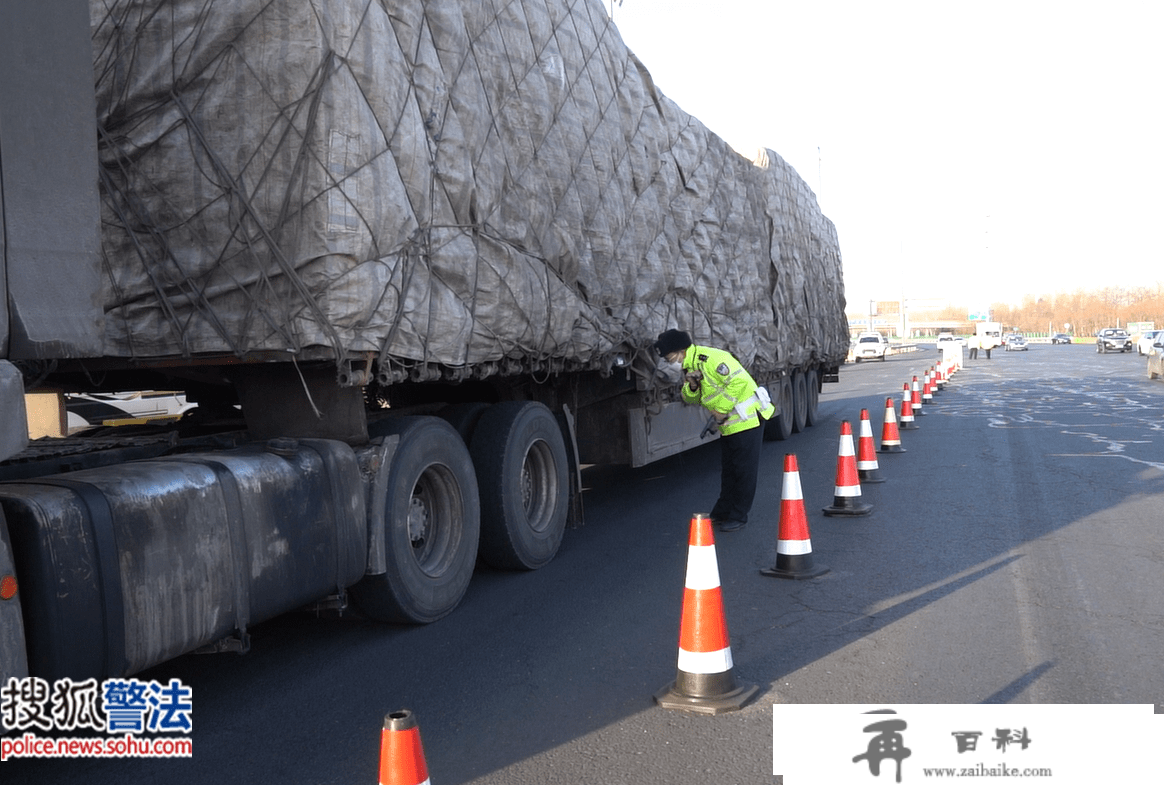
left=438, top=401, right=490, bottom=444
left=791, top=370, right=808, bottom=433
left=352, top=417, right=480, bottom=623
left=470, top=401, right=568, bottom=570
left=764, top=376, right=794, bottom=441
left=804, top=369, right=820, bottom=426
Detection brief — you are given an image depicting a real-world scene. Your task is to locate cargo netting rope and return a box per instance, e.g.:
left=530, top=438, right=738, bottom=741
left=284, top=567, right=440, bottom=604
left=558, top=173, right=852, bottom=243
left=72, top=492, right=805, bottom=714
left=92, top=0, right=849, bottom=384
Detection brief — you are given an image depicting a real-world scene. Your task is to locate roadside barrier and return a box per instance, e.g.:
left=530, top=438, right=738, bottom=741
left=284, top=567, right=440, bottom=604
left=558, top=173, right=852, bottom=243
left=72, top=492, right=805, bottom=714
left=856, top=409, right=886, bottom=483
left=822, top=420, right=873, bottom=517
left=655, top=514, right=757, bottom=714
left=899, top=384, right=918, bottom=430
left=879, top=397, right=905, bottom=453
left=378, top=710, right=431, bottom=785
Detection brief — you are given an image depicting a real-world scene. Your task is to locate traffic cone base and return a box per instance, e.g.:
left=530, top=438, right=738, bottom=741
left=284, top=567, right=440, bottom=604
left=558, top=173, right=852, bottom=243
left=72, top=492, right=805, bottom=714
left=822, top=497, right=873, bottom=516
left=761, top=553, right=829, bottom=580
left=654, top=677, right=759, bottom=715
left=656, top=514, right=757, bottom=714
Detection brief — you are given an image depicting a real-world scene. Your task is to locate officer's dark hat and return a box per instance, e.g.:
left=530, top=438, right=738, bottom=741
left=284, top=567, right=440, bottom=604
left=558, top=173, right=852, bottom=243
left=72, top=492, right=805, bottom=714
left=654, top=329, right=692, bottom=357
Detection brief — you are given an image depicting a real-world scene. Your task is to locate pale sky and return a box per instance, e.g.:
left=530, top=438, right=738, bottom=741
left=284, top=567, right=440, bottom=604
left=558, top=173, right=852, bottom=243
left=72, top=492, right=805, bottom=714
left=608, top=0, right=1163, bottom=310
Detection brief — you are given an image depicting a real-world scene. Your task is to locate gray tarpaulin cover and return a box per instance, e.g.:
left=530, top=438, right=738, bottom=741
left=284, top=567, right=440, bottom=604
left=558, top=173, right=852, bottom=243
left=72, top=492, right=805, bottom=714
left=92, top=0, right=848, bottom=382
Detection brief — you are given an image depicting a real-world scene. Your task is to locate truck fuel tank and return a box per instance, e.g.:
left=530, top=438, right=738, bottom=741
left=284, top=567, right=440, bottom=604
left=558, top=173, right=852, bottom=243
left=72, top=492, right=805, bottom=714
left=0, top=438, right=365, bottom=680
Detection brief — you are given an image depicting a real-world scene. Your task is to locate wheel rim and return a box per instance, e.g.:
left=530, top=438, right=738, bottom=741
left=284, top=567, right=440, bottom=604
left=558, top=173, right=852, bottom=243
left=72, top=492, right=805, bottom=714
left=407, top=463, right=463, bottom=577
left=520, top=439, right=558, bottom=534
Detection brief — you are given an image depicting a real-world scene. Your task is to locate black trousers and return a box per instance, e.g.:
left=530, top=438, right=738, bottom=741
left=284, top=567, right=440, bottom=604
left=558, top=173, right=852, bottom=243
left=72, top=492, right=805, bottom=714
left=710, top=422, right=765, bottom=524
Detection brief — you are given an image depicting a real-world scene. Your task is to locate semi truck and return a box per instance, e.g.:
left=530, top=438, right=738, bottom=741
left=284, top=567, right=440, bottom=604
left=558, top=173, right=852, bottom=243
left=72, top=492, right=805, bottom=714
left=0, top=0, right=848, bottom=698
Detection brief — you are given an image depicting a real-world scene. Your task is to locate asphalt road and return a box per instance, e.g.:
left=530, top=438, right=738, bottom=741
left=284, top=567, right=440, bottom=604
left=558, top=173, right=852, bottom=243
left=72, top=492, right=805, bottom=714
left=6, top=342, right=1163, bottom=784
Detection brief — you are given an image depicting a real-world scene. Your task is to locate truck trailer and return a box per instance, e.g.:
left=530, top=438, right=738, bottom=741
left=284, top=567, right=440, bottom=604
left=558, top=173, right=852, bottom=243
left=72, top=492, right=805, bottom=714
left=0, top=0, right=848, bottom=697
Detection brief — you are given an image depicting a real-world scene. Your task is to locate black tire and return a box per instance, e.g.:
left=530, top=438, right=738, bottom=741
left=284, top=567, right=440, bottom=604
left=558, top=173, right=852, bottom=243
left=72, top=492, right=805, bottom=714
left=804, top=369, right=820, bottom=427
left=437, top=401, right=491, bottom=445
left=351, top=417, right=480, bottom=623
left=764, top=376, right=794, bottom=441
left=470, top=401, right=568, bottom=570
left=791, top=370, right=808, bottom=433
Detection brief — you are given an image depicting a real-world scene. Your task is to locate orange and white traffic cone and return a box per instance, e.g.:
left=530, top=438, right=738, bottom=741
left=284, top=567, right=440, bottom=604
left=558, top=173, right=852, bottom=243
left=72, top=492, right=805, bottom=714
left=856, top=409, right=886, bottom=483
left=879, top=397, right=906, bottom=453
left=655, top=514, right=757, bottom=714
left=911, top=376, right=927, bottom=415
left=762, top=454, right=829, bottom=579
left=899, top=384, right=918, bottom=430
left=379, top=710, right=431, bottom=785
left=822, top=420, right=873, bottom=516
left=922, top=369, right=935, bottom=402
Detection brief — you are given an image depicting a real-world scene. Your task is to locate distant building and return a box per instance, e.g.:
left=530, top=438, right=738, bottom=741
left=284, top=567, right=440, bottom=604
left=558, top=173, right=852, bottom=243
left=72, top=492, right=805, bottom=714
left=847, top=297, right=973, bottom=338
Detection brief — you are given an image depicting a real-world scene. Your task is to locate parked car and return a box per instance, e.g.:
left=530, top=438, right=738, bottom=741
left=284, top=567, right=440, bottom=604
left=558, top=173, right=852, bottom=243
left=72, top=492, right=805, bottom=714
left=1147, top=334, right=1164, bottom=380
left=1136, top=329, right=1163, bottom=355
left=1095, top=328, right=1133, bottom=353
left=935, top=334, right=964, bottom=347
left=1004, top=335, right=1028, bottom=351
left=1050, top=333, right=1072, bottom=344
left=853, top=332, right=889, bottom=362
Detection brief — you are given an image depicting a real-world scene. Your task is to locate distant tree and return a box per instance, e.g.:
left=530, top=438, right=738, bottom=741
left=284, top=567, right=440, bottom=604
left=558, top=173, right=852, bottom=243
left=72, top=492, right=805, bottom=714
left=956, top=285, right=1164, bottom=338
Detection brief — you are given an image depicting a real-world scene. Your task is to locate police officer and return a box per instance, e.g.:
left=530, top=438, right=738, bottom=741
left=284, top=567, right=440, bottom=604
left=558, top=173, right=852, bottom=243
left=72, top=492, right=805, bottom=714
left=654, top=329, right=775, bottom=532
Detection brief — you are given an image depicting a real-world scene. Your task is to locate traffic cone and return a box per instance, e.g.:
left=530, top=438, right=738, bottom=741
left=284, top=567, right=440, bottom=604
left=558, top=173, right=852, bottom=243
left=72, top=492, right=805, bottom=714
left=899, top=384, right=918, bottom=430
left=879, top=397, right=906, bottom=453
left=935, top=364, right=947, bottom=388
left=911, top=376, right=926, bottom=415
left=378, top=710, right=431, bottom=785
left=822, top=421, right=873, bottom=516
left=655, top=514, right=757, bottom=714
left=762, top=454, right=829, bottom=579
left=856, top=409, right=886, bottom=483
left=922, top=370, right=934, bottom=402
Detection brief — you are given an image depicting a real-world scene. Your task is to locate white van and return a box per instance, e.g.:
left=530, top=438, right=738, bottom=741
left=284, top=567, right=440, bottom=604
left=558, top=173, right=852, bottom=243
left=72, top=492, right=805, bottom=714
left=975, top=322, right=1002, bottom=351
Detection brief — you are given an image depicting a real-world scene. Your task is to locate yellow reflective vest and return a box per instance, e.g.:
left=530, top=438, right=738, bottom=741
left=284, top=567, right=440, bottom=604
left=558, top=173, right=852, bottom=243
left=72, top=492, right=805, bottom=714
left=679, top=344, right=775, bottom=435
